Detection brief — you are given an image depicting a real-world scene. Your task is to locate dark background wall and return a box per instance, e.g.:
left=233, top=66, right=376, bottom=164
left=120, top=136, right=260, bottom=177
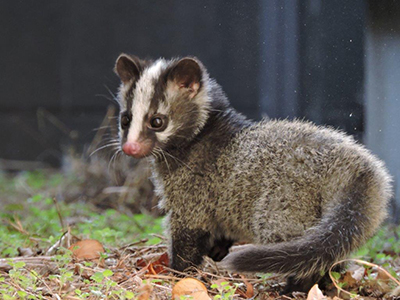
left=0, top=0, right=365, bottom=164
left=260, top=0, right=365, bottom=137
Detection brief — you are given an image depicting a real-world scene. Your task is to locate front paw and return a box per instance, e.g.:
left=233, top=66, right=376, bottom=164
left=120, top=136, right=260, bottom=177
left=169, top=228, right=211, bottom=271
left=170, top=256, right=195, bottom=272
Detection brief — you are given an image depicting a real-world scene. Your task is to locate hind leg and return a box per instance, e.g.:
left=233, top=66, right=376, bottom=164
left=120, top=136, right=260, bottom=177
left=208, top=237, right=234, bottom=261
left=282, top=274, right=322, bottom=294
left=282, top=264, right=345, bottom=295
left=318, top=263, right=346, bottom=290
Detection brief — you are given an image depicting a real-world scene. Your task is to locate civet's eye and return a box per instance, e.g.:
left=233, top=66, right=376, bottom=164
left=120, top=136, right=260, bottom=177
left=150, top=117, right=163, bottom=128
left=148, top=114, right=167, bottom=131
left=120, top=113, right=131, bottom=129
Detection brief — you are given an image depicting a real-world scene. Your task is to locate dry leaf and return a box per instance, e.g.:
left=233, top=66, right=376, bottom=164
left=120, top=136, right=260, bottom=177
left=137, top=252, right=169, bottom=275
left=342, top=271, right=358, bottom=288
left=172, top=278, right=211, bottom=300
left=69, top=239, right=104, bottom=260
left=239, top=275, right=254, bottom=298
left=376, top=268, right=390, bottom=281
left=307, top=284, right=326, bottom=300
left=351, top=265, right=365, bottom=281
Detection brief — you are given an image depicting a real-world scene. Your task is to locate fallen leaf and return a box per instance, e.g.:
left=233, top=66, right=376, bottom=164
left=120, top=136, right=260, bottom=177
left=69, top=239, right=104, bottom=261
left=137, top=252, right=169, bottom=274
left=307, top=284, right=326, bottom=300
left=240, top=275, right=254, bottom=298
left=351, top=265, right=365, bottom=281
left=172, top=278, right=211, bottom=300
left=376, top=268, right=390, bottom=281
left=342, top=271, right=358, bottom=288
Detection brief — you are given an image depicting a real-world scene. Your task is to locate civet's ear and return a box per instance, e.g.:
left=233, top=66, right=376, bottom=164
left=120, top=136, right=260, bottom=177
left=168, top=58, right=202, bottom=99
left=114, top=54, right=141, bottom=84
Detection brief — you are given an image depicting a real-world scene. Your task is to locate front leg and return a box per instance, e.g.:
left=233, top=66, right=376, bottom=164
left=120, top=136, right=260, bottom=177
left=170, top=228, right=211, bottom=271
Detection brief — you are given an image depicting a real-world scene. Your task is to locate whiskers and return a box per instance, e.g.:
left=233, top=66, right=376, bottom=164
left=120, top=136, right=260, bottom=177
left=95, top=84, right=119, bottom=105
left=89, top=139, right=120, bottom=157
left=89, top=129, right=124, bottom=175
left=150, top=147, right=171, bottom=174
left=150, top=146, right=194, bottom=174
left=108, top=148, right=123, bottom=174
left=150, top=147, right=163, bottom=160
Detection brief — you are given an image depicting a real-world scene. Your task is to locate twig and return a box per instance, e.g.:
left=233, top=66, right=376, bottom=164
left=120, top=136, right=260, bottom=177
left=144, top=274, right=183, bottom=281
left=52, top=197, right=65, bottom=231
left=46, top=229, right=74, bottom=255
left=0, top=256, right=57, bottom=271
left=120, top=239, right=149, bottom=249
left=7, top=216, right=29, bottom=235
left=150, top=281, right=172, bottom=291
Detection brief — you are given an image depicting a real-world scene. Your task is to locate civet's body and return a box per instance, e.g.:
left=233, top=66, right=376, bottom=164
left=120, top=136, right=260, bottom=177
left=113, top=55, right=392, bottom=293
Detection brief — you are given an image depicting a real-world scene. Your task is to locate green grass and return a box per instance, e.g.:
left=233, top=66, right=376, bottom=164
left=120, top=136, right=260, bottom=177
left=354, top=225, right=400, bottom=276
left=0, top=199, right=163, bottom=257
left=0, top=171, right=163, bottom=257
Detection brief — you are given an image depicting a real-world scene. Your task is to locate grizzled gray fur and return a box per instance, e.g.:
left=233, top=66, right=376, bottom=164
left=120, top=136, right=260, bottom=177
left=113, top=54, right=392, bottom=293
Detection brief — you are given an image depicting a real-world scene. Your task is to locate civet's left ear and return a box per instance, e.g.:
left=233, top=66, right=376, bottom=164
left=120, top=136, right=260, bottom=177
left=114, top=54, right=141, bottom=84
left=168, top=58, right=202, bottom=99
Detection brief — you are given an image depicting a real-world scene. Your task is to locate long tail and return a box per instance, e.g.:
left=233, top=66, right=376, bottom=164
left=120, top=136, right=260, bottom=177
left=220, top=171, right=388, bottom=280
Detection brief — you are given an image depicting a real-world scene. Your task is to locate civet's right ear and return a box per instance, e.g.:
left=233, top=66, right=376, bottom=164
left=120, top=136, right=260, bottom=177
left=114, top=54, right=141, bottom=84
left=168, top=57, right=203, bottom=99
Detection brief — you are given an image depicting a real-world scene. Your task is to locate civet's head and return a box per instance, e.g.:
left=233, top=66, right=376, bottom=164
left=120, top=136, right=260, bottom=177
left=114, top=54, right=211, bottom=159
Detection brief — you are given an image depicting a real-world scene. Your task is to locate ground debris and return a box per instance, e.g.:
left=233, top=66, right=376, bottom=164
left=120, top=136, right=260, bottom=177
left=1, top=242, right=399, bottom=299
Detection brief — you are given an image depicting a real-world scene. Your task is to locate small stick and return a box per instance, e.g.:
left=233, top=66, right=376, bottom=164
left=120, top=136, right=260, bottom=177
left=52, top=197, right=65, bottom=231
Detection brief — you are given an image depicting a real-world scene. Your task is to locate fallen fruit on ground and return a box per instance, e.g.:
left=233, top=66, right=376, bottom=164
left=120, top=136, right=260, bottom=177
left=172, top=278, right=211, bottom=300
left=69, top=239, right=105, bottom=260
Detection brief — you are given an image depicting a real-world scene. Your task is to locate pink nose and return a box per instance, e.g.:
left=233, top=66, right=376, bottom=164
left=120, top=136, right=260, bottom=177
left=122, top=142, right=141, bottom=157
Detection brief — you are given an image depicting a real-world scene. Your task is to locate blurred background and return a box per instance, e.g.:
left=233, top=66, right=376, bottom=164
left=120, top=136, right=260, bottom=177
left=0, top=1, right=399, bottom=222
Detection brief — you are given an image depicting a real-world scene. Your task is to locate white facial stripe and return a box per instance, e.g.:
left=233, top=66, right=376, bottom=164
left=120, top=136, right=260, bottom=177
left=151, top=97, right=175, bottom=143
left=117, top=83, right=128, bottom=111
left=157, top=101, right=170, bottom=115
left=127, top=59, right=167, bottom=143
left=156, top=120, right=175, bottom=142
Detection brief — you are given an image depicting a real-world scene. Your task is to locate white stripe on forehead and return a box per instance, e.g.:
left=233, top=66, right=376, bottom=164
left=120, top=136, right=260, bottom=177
left=127, top=59, right=167, bottom=143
